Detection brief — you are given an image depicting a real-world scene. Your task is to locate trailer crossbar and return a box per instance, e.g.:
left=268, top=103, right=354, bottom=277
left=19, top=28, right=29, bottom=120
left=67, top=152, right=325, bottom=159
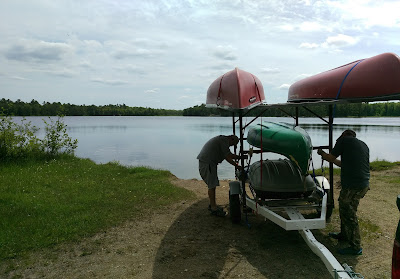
left=245, top=194, right=327, bottom=231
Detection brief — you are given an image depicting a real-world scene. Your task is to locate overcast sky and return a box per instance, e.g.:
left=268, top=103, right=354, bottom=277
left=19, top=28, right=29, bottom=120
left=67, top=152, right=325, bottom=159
left=1, top=0, right=399, bottom=109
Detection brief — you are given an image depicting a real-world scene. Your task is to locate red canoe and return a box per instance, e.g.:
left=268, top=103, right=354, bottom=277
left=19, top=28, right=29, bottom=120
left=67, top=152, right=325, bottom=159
left=288, top=52, right=400, bottom=102
left=206, top=68, right=265, bottom=110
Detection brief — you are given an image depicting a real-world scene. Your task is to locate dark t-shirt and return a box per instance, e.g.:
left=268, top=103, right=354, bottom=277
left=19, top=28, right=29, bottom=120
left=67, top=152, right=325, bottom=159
left=331, top=136, right=370, bottom=189
left=197, top=135, right=231, bottom=165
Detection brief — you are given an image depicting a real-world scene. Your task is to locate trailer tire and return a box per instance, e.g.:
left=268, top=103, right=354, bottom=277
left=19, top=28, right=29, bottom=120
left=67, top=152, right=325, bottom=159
left=318, top=191, right=333, bottom=220
left=229, top=192, right=241, bottom=224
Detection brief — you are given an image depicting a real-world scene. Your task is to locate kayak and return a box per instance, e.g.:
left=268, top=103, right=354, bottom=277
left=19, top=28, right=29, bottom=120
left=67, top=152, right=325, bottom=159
left=206, top=68, right=265, bottom=110
left=247, top=122, right=312, bottom=175
left=248, top=159, right=316, bottom=199
left=288, top=52, right=400, bottom=102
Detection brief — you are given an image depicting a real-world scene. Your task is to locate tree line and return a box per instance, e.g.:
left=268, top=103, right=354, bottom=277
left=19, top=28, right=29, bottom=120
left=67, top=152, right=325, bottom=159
left=0, top=99, right=182, bottom=116
left=182, top=102, right=400, bottom=117
left=1, top=98, right=400, bottom=117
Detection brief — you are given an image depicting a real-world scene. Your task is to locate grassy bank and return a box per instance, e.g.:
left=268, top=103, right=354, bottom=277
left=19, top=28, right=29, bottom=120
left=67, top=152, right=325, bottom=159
left=1, top=157, right=399, bottom=262
left=311, top=160, right=400, bottom=176
left=0, top=156, right=195, bottom=260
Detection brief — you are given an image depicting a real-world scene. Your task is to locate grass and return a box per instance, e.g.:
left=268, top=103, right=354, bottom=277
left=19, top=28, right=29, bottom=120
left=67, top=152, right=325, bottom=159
left=0, top=156, right=195, bottom=261
left=370, top=160, right=400, bottom=171
left=1, top=157, right=398, bottom=262
left=310, top=160, right=400, bottom=176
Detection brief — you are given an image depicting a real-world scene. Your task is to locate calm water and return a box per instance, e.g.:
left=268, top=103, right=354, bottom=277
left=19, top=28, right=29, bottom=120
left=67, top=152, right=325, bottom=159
left=14, top=116, right=400, bottom=179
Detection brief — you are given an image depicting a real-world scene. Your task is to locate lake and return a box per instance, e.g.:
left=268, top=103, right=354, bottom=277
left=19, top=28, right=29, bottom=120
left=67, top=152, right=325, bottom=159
left=13, top=116, right=400, bottom=180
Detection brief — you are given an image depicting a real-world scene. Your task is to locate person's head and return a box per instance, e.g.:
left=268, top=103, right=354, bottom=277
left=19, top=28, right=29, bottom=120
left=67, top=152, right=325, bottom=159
left=228, top=135, right=239, bottom=146
left=339, top=129, right=356, bottom=139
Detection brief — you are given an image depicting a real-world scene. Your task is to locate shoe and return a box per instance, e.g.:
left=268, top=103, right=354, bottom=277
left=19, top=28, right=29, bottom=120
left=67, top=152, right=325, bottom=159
left=208, top=205, right=223, bottom=211
left=338, top=246, right=362, bottom=255
left=328, top=232, right=347, bottom=241
left=210, top=207, right=226, bottom=217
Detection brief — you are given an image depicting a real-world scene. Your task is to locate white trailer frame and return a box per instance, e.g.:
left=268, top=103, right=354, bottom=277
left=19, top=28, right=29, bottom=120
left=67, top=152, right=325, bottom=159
left=228, top=101, right=369, bottom=278
left=230, top=178, right=363, bottom=279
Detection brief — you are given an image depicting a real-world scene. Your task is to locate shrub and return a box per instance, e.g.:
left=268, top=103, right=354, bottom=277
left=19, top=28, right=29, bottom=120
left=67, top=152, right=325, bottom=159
left=0, top=115, right=78, bottom=160
left=41, top=117, right=78, bottom=155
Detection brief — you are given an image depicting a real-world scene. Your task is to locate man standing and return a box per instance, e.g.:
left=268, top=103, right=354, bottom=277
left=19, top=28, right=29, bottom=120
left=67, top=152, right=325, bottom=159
left=197, top=135, right=246, bottom=217
left=318, top=129, right=370, bottom=255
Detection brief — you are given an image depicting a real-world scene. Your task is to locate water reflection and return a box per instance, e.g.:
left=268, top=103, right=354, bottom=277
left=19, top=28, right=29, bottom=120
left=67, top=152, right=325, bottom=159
left=11, top=116, right=400, bottom=180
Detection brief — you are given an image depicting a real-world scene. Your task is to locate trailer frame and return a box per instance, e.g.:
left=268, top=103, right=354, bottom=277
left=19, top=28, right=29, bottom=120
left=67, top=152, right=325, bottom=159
left=228, top=99, right=376, bottom=279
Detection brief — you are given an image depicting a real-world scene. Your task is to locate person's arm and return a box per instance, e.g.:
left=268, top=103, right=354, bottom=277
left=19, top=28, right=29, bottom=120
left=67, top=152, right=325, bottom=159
left=225, top=153, right=247, bottom=169
left=317, top=149, right=341, bottom=167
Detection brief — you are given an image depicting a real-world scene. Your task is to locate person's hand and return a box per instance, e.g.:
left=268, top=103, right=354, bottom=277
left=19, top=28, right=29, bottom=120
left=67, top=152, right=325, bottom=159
left=317, top=149, right=324, bottom=156
left=235, top=164, right=242, bottom=170
left=241, top=154, right=249, bottom=160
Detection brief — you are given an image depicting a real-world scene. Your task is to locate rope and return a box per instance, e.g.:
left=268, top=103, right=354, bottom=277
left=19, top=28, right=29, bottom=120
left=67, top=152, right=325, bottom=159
left=325, top=59, right=364, bottom=179
left=319, top=158, right=326, bottom=192
left=333, top=59, right=365, bottom=117
left=252, top=74, right=262, bottom=102
left=216, top=74, right=225, bottom=106
left=259, top=115, right=263, bottom=192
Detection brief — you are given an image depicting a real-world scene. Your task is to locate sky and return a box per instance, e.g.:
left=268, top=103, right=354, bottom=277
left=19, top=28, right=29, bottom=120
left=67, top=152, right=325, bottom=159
left=1, top=0, right=399, bottom=110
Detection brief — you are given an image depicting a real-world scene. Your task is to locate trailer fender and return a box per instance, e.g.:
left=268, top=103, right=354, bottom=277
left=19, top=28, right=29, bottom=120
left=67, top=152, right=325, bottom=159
left=314, top=176, right=330, bottom=191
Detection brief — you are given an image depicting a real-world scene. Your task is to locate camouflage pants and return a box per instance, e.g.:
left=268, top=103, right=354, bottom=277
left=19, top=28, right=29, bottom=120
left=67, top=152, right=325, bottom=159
left=338, top=187, right=369, bottom=249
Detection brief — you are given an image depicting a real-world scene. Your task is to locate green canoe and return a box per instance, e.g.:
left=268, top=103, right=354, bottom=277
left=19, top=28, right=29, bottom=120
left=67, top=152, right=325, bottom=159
left=247, top=122, right=312, bottom=174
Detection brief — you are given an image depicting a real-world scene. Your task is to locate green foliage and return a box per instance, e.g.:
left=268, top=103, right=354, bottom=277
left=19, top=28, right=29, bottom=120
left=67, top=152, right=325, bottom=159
left=0, top=116, right=41, bottom=160
left=41, top=117, right=78, bottom=155
left=2, top=98, right=400, bottom=117
left=369, top=160, right=400, bottom=171
left=309, top=167, right=341, bottom=176
left=0, top=115, right=78, bottom=160
left=183, top=102, right=400, bottom=117
left=0, top=98, right=182, bottom=116
left=0, top=157, right=195, bottom=260
left=310, top=160, right=400, bottom=175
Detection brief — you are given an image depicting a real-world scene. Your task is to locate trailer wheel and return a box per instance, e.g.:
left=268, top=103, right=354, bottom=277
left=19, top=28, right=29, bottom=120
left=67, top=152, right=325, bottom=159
left=229, top=192, right=241, bottom=224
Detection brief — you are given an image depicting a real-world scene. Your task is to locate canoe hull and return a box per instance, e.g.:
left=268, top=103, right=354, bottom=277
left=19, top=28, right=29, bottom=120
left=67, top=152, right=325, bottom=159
left=288, top=52, right=400, bottom=102
left=206, top=68, right=265, bottom=110
left=247, top=122, right=312, bottom=175
left=248, top=159, right=316, bottom=199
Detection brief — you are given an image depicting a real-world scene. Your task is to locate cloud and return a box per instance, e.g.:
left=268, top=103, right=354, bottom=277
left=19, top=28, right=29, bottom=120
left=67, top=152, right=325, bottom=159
left=48, top=68, right=77, bottom=78
left=299, top=21, right=326, bottom=32
left=261, top=67, right=280, bottom=74
left=210, top=62, right=235, bottom=71
left=299, top=34, right=359, bottom=50
left=278, top=84, right=291, bottom=90
left=322, top=34, right=359, bottom=48
left=294, top=74, right=313, bottom=81
left=91, top=78, right=128, bottom=86
left=114, top=64, right=146, bottom=75
left=4, top=39, right=72, bottom=62
left=299, top=42, right=319, bottom=49
left=145, top=88, right=160, bottom=94
left=79, top=61, right=92, bottom=68
left=10, top=75, right=30, bottom=80
left=105, top=40, right=165, bottom=60
left=112, top=48, right=161, bottom=59
left=211, top=45, right=237, bottom=61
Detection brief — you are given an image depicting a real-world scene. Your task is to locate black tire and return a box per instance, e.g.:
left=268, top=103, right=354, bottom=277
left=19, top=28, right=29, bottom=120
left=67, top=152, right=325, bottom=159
left=318, top=190, right=333, bottom=220
left=326, top=204, right=334, bottom=221
left=229, top=192, right=241, bottom=224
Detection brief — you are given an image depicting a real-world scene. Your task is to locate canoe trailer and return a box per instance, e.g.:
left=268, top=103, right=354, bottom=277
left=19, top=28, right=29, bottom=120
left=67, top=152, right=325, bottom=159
left=206, top=53, right=400, bottom=279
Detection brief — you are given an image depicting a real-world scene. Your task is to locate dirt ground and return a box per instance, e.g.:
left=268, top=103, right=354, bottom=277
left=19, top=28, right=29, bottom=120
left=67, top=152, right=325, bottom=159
left=2, top=167, right=399, bottom=279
